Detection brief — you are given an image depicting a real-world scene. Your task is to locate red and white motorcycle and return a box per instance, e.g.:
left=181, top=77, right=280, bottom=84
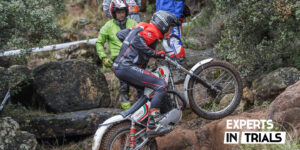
left=92, top=56, right=243, bottom=150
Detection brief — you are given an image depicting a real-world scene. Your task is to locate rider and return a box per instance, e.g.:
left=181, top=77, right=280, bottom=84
left=96, top=0, right=137, bottom=110
left=113, top=11, right=180, bottom=136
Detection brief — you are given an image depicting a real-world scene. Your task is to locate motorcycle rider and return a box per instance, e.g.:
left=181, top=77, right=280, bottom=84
left=96, top=0, right=137, bottom=110
left=103, top=0, right=142, bottom=22
left=113, top=10, right=180, bottom=136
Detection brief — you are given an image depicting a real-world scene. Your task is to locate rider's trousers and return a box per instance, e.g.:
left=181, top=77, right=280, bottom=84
left=114, top=65, right=167, bottom=109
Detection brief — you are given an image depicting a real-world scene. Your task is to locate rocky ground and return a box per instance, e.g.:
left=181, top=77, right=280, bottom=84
left=0, top=0, right=299, bottom=150
left=1, top=44, right=299, bottom=149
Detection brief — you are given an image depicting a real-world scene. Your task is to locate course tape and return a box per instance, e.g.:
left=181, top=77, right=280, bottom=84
left=0, top=38, right=97, bottom=57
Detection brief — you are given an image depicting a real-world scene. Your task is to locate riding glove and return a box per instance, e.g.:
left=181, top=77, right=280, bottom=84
left=103, top=58, right=113, bottom=68
left=155, top=50, right=166, bottom=58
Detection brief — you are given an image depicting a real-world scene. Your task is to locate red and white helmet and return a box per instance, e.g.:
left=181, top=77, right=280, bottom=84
left=109, top=0, right=128, bottom=20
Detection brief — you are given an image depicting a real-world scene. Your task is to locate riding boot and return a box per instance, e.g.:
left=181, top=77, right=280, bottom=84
left=120, top=81, right=131, bottom=110
left=146, top=108, right=172, bottom=137
left=121, top=93, right=131, bottom=110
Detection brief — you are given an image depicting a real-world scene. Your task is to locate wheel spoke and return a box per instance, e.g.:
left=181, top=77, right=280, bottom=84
left=186, top=85, right=204, bottom=91
left=221, top=79, right=235, bottom=93
left=222, top=90, right=235, bottom=94
left=212, top=70, right=226, bottom=84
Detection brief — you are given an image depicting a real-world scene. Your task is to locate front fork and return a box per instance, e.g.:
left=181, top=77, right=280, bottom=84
left=130, top=122, right=136, bottom=148
left=128, top=120, right=149, bottom=150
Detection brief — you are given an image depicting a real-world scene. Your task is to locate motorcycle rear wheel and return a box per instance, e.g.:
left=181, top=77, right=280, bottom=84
left=100, top=121, right=157, bottom=150
left=187, top=60, right=243, bottom=120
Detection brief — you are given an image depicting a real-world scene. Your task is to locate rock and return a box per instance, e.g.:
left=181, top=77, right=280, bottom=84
left=252, top=67, right=300, bottom=103
left=66, top=0, right=84, bottom=16
left=228, top=87, right=255, bottom=113
left=0, top=117, right=38, bottom=150
left=21, top=108, right=120, bottom=139
left=234, top=99, right=248, bottom=113
left=219, top=93, right=248, bottom=114
left=184, top=48, right=216, bottom=69
left=195, top=111, right=266, bottom=150
left=33, top=60, right=111, bottom=113
left=219, top=93, right=234, bottom=109
left=156, top=126, right=199, bottom=150
left=54, top=43, right=101, bottom=65
left=157, top=110, right=267, bottom=150
left=242, top=87, right=254, bottom=104
left=78, top=18, right=90, bottom=26
left=267, top=81, right=300, bottom=136
left=26, top=53, right=49, bottom=70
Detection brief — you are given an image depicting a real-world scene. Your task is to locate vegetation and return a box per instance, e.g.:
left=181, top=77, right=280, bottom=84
left=214, top=0, right=300, bottom=81
left=182, top=1, right=222, bottom=50
left=0, top=0, right=65, bottom=52
left=182, top=0, right=300, bottom=82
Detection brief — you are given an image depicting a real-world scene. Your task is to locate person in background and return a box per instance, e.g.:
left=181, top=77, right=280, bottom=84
left=156, top=0, right=188, bottom=83
left=96, top=0, right=137, bottom=110
left=103, top=0, right=141, bottom=23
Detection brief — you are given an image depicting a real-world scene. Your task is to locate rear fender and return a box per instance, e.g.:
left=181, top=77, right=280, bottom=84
left=92, top=115, right=126, bottom=150
left=184, top=58, right=213, bottom=106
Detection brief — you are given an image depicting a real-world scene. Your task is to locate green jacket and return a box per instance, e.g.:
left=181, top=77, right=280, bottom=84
left=96, top=19, right=137, bottom=60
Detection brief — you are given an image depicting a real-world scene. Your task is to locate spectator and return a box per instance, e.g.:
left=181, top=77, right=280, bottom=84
left=96, top=0, right=137, bottom=110
left=103, top=0, right=142, bottom=22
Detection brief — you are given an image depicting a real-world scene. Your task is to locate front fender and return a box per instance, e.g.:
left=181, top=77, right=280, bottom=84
left=184, top=58, right=213, bottom=107
left=92, top=115, right=126, bottom=150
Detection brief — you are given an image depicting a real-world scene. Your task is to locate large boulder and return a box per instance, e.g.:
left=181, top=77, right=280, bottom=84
left=20, top=108, right=120, bottom=139
left=0, top=117, right=38, bottom=150
left=157, top=110, right=267, bottom=150
left=195, top=111, right=266, bottom=150
left=33, top=60, right=111, bottom=113
left=252, top=67, right=300, bottom=103
left=156, top=126, right=199, bottom=150
left=267, top=81, right=300, bottom=136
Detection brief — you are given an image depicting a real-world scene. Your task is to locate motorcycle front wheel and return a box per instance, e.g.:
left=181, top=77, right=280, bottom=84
left=100, top=121, right=157, bottom=150
left=187, top=60, right=243, bottom=120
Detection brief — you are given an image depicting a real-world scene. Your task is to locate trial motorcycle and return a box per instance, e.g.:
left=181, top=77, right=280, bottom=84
left=92, top=56, right=243, bottom=150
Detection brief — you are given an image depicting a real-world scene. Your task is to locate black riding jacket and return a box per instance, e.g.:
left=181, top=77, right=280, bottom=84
left=113, top=22, right=163, bottom=69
